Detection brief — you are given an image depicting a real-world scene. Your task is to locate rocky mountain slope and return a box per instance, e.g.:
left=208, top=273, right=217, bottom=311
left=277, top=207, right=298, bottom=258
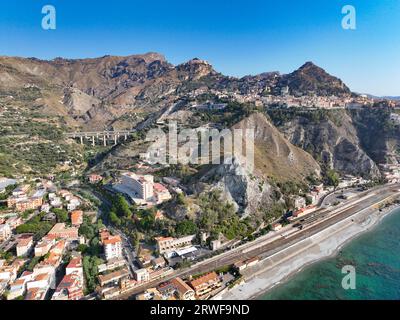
left=267, top=108, right=381, bottom=179
left=0, top=52, right=398, bottom=183
left=191, top=113, right=321, bottom=216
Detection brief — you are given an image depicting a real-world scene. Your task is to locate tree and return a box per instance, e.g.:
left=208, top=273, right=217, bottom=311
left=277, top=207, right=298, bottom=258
left=109, top=211, right=121, bottom=226
left=114, top=195, right=132, bottom=218
left=176, top=219, right=197, bottom=236
left=326, top=169, right=340, bottom=188
left=176, top=193, right=186, bottom=206
left=52, top=208, right=68, bottom=223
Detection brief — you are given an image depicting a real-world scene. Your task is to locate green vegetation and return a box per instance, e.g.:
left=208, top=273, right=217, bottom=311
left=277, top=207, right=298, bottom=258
left=52, top=208, right=69, bottom=223
left=176, top=219, right=198, bottom=236
left=190, top=100, right=263, bottom=128
left=15, top=212, right=55, bottom=241
left=325, top=169, right=339, bottom=188
left=0, top=104, right=84, bottom=176
left=79, top=216, right=104, bottom=294
left=198, top=191, right=253, bottom=240
left=0, top=250, right=14, bottom=262
left=267, top=107, right=345, bottom=127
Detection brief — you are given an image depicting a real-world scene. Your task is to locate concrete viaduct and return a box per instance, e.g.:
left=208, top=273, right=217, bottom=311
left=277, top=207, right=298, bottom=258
left=65, top=130, right=136, bottom=146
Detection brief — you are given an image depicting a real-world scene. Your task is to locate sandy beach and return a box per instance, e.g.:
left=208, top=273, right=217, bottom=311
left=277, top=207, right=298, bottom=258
left=215, top=203, right=400, bottom=300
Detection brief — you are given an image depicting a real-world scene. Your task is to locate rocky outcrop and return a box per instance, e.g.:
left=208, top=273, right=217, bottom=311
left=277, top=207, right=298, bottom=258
left=197, top=157, right=273, bottom=217
left=277, top=62, right=351, bottom=97
left=191, top=113, right=321, bottom=216
left=268, top=109, right=381, bottom=179
left=233, top=112, right=321, bottom=181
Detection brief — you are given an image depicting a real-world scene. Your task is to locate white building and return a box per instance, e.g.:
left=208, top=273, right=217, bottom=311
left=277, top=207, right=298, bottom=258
left=121, top=172, right=154, bottom=201
left=155, top=235, right=196, bottom=255
left=134, top=268, right=150, bottom=283
left=0, top=224, right=11, bottom=242
left=103, top=235, right=122, bottom=261
left=293, top=196, right=306, bottom=210
left=16, top=235, right=34, bottom=257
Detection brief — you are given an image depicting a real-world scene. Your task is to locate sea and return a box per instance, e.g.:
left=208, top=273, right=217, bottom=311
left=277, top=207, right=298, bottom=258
left=259, top=208, right=400, bottom=300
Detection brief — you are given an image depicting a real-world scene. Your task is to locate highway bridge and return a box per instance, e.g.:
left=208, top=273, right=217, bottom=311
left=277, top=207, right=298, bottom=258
left=65, top=130, right=136, bottom=146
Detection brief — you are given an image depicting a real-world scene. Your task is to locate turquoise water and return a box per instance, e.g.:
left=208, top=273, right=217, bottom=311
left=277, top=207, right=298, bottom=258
left=260, top=209, right=400, bottom=300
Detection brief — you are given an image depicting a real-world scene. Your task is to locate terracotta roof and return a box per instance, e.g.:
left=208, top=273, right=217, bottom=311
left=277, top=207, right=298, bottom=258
left=67, top=256, right=82, bottom=269
left=17, top=235, right=33, bottom=247
left=171, top=277, right=194, bottom=295
left=103, top=235, right=121, bottom=245
left=154, top=183, right=168, bottom=193
left=189, top=272, right=219, bottom=288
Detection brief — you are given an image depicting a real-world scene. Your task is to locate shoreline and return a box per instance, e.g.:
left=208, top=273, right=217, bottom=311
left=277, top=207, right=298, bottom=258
left=216, top=203, right=400, bottom=300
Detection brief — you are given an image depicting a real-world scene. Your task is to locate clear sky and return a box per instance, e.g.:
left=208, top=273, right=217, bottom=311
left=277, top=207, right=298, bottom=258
left=1, top=0, right=399, bottom=96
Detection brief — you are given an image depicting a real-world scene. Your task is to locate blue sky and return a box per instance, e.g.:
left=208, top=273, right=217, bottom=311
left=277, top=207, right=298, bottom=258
left=1, top=0, right=399, bottom=96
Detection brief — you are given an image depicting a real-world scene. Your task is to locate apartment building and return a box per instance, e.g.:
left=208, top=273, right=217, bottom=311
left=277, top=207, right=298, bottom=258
left=155, top=235, right=196, bottom=254
left=121, top=172, right=154, bottom=200
left=16, top=235, right=34, bottom=257
left=48, top=223, right=79, bottom=240
left=103, top=235, right=122, bottom=261
left=134, top=268, right=150, bottom=283
left=189, top=272, right=222, bottom=297
left=0, top=223, right=11, bottom=242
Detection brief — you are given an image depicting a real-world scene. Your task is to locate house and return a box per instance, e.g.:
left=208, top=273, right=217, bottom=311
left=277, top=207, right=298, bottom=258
left=66, top=255, right=83, bottom=277
left=153, top=183, right=172, bottom=203
left=70, top=210, right=83, bottom=226
left=293, top=196, right=306, bottom=210
left=98, top=268, right=130, bottom=287
left=25, top=287, right=47, bottom=300
left=292, top=205, right=317, bottom=219
left=5, top=216, right=22, bottom=229
left=48, top=223, right=79, bottom=240
left=25, top=269, right=56, bottom=300
left=51, top=272, right=83, bottom=300
left=246, top=256, right=260, bottom=268
left=67, top=197, right=81, bottom=212
left=170, top=277, right=195, bottom=300
left=189, top=272, right=222, bottom=297
left=103, top=235, right=122, bottom=261
left=234, top=256, right=260, bottom=272
left=137, top=254, right=152, bottom=268
left=98, top=258, right=126, bottom=273
left=34, top=236, right=56, bottom=257
left=16, top=235, right=34, bottom=257
left=136, top=287, right=163, bottom=300
left=157, top=281, right=178, bottom=300
left=272, top=223, right=283, bottom=231
left=50, top=197, right=62, bottom=208
left=0, top=223, right=11, bottom=241
left=306, top=192, right=319, bottom=205
left=7, top=271, right=33, bottom=300
left=40, top=203, right=50, bottom=213
left=233, top=261, right=247, bottom=272
left=151, top=256, right=166, bottom=269
left=134, top=268, right=150, bottom=283
left=14, top=196, right=43, bottom=212
left=88, top=174, right=103, bottom=184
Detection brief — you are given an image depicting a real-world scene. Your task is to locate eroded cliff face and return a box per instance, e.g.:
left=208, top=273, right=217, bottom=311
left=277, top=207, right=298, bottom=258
left=349, top=106, right=400, bottom=165
left=190, top=113, right=321, bottom=216
left=196, top=157, right=274, bottom=217
left=267, top=109, right=381, bottom=179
